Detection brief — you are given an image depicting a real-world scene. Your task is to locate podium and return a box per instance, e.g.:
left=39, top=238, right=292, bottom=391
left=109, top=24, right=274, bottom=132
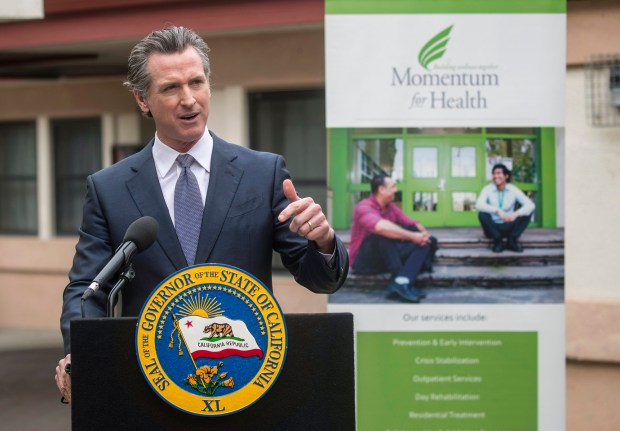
left=71, top=313, right=355, bottom=430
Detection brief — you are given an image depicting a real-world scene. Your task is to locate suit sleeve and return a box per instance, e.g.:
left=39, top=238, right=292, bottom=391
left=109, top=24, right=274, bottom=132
left=59, top=175, right=115, bottom=354
left=270, top=156, right=349, bottom=294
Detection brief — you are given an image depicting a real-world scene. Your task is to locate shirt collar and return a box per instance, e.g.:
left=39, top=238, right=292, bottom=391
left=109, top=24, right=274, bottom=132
left=369, top=195, right=386, bottom=211
left=493, top=183, right=508, bottom=193
left=152, top=127, right=213, bottom=178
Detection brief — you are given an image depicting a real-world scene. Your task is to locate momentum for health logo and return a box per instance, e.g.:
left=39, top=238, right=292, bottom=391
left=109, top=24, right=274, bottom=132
left=392, top=24, right=498, bottom=111
left=136, top=264, right=287, bottom=416
left=418, top=25, right=453, bottom=70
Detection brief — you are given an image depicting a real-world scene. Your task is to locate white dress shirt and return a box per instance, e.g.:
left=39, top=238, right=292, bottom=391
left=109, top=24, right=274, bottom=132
left=152, top=128, right=335, bottom=263
left=152, top=127, right=213, bottom=226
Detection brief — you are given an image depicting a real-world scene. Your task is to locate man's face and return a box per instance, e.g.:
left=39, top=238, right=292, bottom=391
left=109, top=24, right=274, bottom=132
left=492, top=168, right=509, bottom=188
left=379, top=177, right=397, bottom=202
left=133, top=47, right=210, bottom=152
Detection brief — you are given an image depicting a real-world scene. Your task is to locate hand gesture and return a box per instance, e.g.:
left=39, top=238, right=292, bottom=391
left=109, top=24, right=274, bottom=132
left=278, top=179, right=335, bottom=254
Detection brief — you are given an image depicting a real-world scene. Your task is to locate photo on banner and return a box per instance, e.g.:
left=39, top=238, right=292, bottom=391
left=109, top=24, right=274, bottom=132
left=325, top=1, right=566, bottom=430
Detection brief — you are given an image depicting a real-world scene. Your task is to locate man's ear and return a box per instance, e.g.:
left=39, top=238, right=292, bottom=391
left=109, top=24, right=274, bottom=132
left=133, top=91, right=150, bottom=114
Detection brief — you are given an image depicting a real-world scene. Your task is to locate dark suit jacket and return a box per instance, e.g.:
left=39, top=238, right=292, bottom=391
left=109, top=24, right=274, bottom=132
left=60, top=132, right=348, bottom=353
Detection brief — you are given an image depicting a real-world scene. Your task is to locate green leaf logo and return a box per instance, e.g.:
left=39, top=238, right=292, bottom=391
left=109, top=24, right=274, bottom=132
left=418, top=25, right=454, bottom=70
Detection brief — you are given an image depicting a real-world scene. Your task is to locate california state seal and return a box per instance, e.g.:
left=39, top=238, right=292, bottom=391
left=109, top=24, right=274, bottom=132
left=135, top=264, right=287, bottom=416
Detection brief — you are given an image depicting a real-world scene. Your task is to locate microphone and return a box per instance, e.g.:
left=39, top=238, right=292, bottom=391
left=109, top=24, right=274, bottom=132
left=81, top=216, right=159, bottom=301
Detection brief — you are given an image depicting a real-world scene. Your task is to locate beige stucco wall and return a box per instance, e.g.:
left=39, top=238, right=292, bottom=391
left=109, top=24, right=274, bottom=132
left=564, top=68, right=620, bottom=301
left=564, top=65, right=620, bottom=430
left=207, top=27, right=324, bottom=90
left=0, top=78, right=134, bottom=121
left=0, top=237, right=74, bottom=330
left=564, top=12, right=620, bottom=414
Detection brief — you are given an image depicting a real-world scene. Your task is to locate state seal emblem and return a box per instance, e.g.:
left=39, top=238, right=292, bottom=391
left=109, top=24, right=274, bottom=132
left=135, top=264, right=287, bottom=416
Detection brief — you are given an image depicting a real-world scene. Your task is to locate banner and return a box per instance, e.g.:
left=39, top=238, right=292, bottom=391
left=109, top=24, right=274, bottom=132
left=326, top=3, right=565, bottom=127
left=326, top=1, right=565, bottom=430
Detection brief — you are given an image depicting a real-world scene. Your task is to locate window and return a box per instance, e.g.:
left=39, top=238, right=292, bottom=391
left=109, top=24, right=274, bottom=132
left=413, top=192, right=438, bottom=212
left=451, top=146, right=476, bottom=177
left=485, top=138, right=537, bottom=183
left=53, top=118, right=102, bottom=235
left=0, top=121, right=37, bottom=234
left=249, top=90, right=327, bottom=209
left=452, top=192, right=477, bottom=212
left=354, top=138, right=403, bottom=183
left=412, top=147, right=437, bottom=178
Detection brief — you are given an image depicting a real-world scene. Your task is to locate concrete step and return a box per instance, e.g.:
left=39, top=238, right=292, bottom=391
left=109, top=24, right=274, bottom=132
left=439, top=237, right=564, bottom=249
left=439, top=238, right=564, bottom=249
left=435, top=247, right=564, bottom=266
left=344, top=264, right=564, bottom=289
left=416, top=265, right=564, bottom=288
left=344, top=272, right=392, bottom=288
left=336, top=227, right=565, bottom=250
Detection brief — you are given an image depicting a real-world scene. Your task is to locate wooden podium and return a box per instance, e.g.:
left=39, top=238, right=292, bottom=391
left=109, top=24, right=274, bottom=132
left=71, top=313, right=355, bottom=430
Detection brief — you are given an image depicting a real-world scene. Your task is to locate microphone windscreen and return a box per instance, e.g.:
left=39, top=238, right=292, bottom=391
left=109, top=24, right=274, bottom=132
left=123, top=216, right=159, bottom=252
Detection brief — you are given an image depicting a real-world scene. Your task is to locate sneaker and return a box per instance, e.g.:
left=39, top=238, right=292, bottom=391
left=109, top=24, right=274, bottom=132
left=410, top=284, right=427, bottom=299
left=387, top=281, right=420, bottom=303
left=492, top=240, right=505, bottom=253
left=506, top=239, right=524, bottom=252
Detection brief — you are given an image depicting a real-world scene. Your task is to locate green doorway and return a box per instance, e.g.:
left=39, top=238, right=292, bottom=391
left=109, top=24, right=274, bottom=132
left=403, top=136, right=485, bottom=227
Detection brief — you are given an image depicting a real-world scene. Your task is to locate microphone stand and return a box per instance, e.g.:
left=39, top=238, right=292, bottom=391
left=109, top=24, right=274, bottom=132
left=106, top=264, right=135, bottom=318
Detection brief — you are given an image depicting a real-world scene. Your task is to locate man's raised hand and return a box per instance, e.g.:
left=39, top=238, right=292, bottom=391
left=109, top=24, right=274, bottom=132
left=278, top=179, right=335, bottom=254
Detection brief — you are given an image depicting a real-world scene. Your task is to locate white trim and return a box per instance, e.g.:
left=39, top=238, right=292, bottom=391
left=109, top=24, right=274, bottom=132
left=36, top=116, right=52, bottom=239
left=102, top=113, right=114, bottom=167
left=208, top=86, right=249, bottom=147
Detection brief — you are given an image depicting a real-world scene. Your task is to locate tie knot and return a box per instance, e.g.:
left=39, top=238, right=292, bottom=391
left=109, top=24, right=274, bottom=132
left=177, top=154, right=195, bottom=168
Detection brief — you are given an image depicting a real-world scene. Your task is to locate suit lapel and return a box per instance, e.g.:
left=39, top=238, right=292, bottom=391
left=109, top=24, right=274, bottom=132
left=126, top=141, right=187, bottom=269
left=195, top=136, right=243, bottom=263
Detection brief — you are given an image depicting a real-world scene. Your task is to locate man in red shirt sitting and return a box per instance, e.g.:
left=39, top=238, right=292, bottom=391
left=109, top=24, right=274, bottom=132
left=349, top=174, right=436, bottom=303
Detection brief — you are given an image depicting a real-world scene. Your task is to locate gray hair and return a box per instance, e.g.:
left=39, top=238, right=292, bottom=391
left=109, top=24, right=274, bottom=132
left=124, top=26, right=211, bottom=100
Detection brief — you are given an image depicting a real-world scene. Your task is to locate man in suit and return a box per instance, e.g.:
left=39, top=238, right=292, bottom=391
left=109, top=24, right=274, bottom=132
left=55, top=26, right=348, bottom=402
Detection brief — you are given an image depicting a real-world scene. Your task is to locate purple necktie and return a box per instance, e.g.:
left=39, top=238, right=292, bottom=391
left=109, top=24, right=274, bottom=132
left=174, top=154, right=204, bottom=265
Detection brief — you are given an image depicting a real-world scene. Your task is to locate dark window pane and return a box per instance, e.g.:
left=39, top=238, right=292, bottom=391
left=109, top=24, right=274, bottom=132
left=53, top=118, right=102, bottom=235
left=0, top=121, right=37, bottom=234
left=249, top=90, right=327, bottom=209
